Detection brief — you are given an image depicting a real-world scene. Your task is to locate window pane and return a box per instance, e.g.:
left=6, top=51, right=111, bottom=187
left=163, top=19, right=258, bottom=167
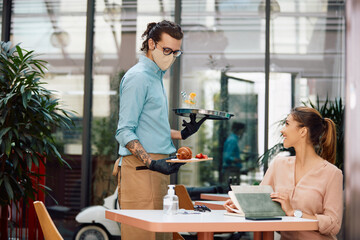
left=268, top=0, right=345, bottom=161
left=11, top=0, right=87, bottom=217
left=178, top=0, right=265, bottom=187
left=91, top=0, right=176, bottom=204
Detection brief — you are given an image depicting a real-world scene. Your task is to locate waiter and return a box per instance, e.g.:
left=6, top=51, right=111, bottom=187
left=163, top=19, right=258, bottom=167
left=114, top=20, right=207, bottom=240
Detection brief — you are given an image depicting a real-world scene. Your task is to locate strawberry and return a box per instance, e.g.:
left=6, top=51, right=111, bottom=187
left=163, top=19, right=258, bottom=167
left=196, top=153, right=204, bottom=159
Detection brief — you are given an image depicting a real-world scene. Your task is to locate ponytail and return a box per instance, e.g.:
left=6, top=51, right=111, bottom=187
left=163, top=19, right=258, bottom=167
left=141, top=22, right=157, bottom=52
left=319, top=118, right=337, bottom=164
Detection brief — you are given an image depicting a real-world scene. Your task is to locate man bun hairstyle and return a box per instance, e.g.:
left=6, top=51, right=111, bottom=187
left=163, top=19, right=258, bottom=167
left=291, top=106, right=337, bottom=164
left=141, top=20, right=183, bottom=53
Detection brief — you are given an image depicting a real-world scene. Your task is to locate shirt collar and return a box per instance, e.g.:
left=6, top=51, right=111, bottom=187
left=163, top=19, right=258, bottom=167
left=139, top=55, right=167, bottom=78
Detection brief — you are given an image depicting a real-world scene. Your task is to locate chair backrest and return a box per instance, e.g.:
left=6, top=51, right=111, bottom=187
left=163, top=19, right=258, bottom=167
left=33, top=201, right=63, bottom=240
left=175, top=185, right=194, bottom=210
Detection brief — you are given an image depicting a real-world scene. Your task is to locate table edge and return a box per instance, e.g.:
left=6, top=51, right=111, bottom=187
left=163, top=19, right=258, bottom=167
left=200, top=193, right=230, bottom=201
left=105, top=210, right=318, bottom=232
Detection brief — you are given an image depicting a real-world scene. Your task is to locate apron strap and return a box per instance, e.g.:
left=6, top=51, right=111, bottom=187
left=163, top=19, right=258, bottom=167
left=113, top=157, right=122, bottom=209
left=112, top=157, right=121, bottom=176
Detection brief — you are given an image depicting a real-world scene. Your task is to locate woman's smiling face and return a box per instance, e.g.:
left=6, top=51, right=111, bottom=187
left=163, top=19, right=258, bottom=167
left=280, top=114, right=304, bottom=149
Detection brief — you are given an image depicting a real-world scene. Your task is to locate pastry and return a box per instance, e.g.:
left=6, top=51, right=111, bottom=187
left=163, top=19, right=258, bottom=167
left=177, top=147, right=192, bottom=159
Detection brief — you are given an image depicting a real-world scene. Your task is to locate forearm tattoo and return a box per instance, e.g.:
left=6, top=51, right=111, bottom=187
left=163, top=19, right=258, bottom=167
left=125, top=140, right=152, bottom=167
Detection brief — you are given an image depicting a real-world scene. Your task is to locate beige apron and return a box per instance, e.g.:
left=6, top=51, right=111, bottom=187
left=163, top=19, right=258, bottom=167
left=114, top=154, right=172, bottom=240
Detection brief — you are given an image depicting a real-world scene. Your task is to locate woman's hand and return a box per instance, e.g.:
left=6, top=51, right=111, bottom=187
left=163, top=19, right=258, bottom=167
left=270, top=192, right=294, bottom=216
left=223, top=199, right=237, bottom=213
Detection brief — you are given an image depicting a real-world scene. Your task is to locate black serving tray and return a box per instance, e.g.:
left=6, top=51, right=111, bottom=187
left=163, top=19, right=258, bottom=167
left=173, top=108, right=234, bottom=120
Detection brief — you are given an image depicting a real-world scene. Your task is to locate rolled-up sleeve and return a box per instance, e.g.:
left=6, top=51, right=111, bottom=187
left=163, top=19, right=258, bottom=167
left=115, top=72, right=147, bottom=147
left=315, top=169, right=343, bottom=235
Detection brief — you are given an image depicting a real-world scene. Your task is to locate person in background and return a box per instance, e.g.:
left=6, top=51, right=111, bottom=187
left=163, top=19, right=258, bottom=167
left=114, top=20, right=207, bottom=240
left=222, top=122, right=246, bottom=184
left=224, top=106, right=343, bottom=240
left=223, top=122, right=246, bottom=169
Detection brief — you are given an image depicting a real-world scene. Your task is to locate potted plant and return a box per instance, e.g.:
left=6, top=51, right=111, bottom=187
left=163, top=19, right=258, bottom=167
left=0, top=41, right=74, bottom=239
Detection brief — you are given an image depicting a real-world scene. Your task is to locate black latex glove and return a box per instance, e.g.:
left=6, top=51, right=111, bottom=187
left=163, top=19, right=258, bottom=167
left=181, top=113, right=208, bottom=140
left=149, top=159, right=185, bottom=175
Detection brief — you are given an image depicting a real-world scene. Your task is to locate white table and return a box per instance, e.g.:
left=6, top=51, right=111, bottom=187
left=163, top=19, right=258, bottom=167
left=105, top=210, right=318, bottom=240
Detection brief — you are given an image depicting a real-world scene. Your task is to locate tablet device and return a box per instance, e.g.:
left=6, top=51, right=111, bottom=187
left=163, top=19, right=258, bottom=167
left=245, top=216, right=282, bottom=221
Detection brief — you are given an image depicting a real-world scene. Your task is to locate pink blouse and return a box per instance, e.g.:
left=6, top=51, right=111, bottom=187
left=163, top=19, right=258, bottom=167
left=261, top=156, right=343, bottom=240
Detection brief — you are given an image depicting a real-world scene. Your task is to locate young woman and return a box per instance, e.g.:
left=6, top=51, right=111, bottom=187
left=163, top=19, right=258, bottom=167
left=224, top=106, right=343, bottom=239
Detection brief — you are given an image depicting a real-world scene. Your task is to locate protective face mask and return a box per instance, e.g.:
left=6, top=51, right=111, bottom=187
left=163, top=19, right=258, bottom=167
left=151, top=48, right=176, bottom=71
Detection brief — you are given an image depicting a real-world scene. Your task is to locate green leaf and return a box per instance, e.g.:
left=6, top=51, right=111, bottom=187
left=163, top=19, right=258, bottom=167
left=24, top=62, right=34, bottom=72
left=49, top=143, right=71, bottom=168
left=13, top=153, right=19, bottom=169
left=14, top=147, right=23, bottom=159
left=16, top=45, right=24, bottom=61
left=20, top=85, right=26, bottom=94
left=26, top=90, right=32, bottom=101
left=32, top=153, right=39, bottom=167
left=9, top=174, right=24, bottom=195
left=3, top=41, right=13, bottom=53
left=1, top=93, right=16, bottom=105
left=0, top=127, right=11, bottom=139
left=1, top=59, right=17, bottom=77
left=41, top=110, right=53, bottom=121
left=33, top=62, right=45, bottom=75
left=23, top=50, right=34, bottom=62
left=4, top=175, right=14, bottom=200
left=13, top=128, right=19, bottom=139
left=38, top=184, right=52, bottom=191
left=26, top=153, right=32, bottom=169
left=22, top=92, right=29, bottom=108
left=5, top=138, right=11, bottom=156
left=44, top=191, right=59, bottom=205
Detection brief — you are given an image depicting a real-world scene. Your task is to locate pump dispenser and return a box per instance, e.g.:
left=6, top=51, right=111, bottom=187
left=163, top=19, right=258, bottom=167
left=163, top=185, right=179, bottom=215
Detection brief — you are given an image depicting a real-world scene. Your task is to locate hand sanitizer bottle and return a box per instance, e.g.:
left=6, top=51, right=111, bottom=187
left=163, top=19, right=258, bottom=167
left=163, top=185, right=179, bottom=215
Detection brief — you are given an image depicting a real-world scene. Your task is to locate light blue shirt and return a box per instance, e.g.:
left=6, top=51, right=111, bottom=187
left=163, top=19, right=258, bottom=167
left=115, top=55, right=176, bottom=159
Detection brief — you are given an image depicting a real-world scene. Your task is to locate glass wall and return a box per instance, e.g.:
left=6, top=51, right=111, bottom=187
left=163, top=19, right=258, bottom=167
left=6, top=0, right=346, bottom=206
left=178, top=0, right=266, bottom=186
left=91, top=0, right=177, bottom=204
left=177, top=0, right=345, bottom=187
left=11, top=0, right=87, bottom=153
left=10, top=0, right=87, bottom=216
left=268, top=0, right=345, bottom=157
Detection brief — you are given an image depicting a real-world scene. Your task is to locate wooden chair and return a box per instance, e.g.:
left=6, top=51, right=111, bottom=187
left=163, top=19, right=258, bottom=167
left=33, top=201, right=63, bottom=240
left=175, top=184, right=194, bottom=210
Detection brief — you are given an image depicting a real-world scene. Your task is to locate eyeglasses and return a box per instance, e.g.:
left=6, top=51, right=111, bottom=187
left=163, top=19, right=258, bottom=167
left=156, top=42, right=183, bottom=57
